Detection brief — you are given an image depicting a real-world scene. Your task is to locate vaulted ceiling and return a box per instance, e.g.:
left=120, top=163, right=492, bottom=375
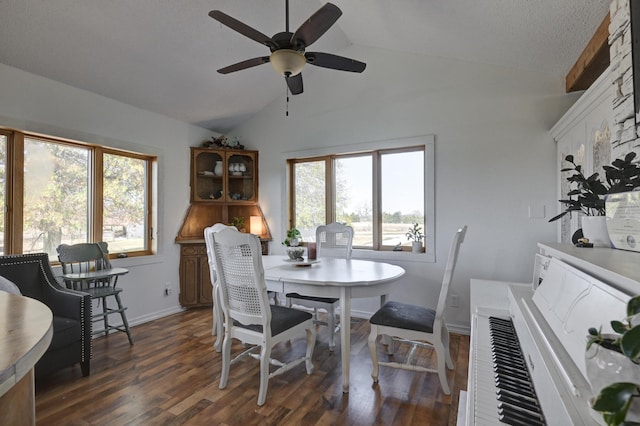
left=0, top=0, right=610, bottom=133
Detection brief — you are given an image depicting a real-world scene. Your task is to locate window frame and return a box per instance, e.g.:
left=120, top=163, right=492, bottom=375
left=1, top=128, right=156, bottom=259
left=286, top=135, right=435, bottom=260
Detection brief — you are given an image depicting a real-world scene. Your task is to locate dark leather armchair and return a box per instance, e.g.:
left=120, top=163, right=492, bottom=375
left=0, top=253, right=92, bottom=377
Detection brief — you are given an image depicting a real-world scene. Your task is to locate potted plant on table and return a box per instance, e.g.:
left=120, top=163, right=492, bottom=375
left=587, top=295, right=640, bottom=425
left=282, top=228, right=304, bottom=260
left=282, top=227, right=301, bottom=247
left=550, top=152, right=640, bottom=246
left=406, top=223, right=424, bottom=253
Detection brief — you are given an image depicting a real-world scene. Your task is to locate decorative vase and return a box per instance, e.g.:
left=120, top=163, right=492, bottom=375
left=411, top=241, right=422, bottom=253
left=213, top=161, right=223, bottom=176
left=585, top=338, right=640, bottom=424
left=582, top=216, right=610, bottom=247
left=286, top=246, right=305, bottom=261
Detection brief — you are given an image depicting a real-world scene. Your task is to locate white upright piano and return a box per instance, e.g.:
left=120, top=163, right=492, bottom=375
left=465, top=243, right=640, bottom=425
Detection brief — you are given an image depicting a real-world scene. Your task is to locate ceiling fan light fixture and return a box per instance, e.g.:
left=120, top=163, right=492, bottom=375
left=270, top=49, right=306, bottom=77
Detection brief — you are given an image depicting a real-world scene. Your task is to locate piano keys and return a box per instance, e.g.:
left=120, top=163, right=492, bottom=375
left=465, top=243, right=640, bottom=425
left=489, top=316, right=545, bottom=425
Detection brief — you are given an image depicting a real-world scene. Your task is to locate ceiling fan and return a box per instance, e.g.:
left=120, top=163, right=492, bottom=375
left=209, top=0, right=366, bottom=95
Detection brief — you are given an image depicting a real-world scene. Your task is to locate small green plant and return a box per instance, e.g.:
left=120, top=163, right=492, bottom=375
left=230, top=216, right=245, bottom=230
left=405, top=223, right=424, bottom=243
left=282, top=227, right=302, bottom=246
left=588, top=295, right=640, bottom=425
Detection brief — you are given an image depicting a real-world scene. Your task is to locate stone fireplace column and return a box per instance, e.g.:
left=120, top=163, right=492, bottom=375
left=610, top=0, right=640, bottom=158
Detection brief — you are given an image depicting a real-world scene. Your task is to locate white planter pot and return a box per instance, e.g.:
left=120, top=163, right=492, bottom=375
left=582, top=216, right=610, bottom=247
left=585, top=339, right=640, bottom=424
left=411, top=241, right=422, bottom=253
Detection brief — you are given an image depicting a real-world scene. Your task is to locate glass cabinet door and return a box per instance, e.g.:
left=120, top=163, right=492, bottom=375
left=225, top=152, right=256, bottom=202
left=192, top=150, right=224, bottom=202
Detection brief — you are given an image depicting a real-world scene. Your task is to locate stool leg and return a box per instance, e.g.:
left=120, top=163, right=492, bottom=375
left=102, top=296, right=109, bottom=336
left=114, top=293, right=134, bottom=345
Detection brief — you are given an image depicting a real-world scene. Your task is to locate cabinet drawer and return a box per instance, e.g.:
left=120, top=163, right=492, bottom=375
left=182, top=246, right=199, bottom=256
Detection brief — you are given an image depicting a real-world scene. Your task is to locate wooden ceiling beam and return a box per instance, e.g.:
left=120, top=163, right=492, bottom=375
left=565, top=12, right=610, bottom=93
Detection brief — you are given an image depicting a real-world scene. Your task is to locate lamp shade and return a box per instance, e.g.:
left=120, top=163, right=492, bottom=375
left=250, top=216, right=263, bottom=236
left=270, top=49, right=306, bottom=77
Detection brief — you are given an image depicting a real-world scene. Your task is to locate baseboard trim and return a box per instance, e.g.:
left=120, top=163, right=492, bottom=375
left=91, top=306, right=186, bottom=338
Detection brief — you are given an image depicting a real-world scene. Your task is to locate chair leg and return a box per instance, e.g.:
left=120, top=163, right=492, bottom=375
left=368, top=326, right=379, bottom=383
left=442, top=325, right=454, bottom=369
left=114, top=293, right=134, bottom=345
left=257, top=344, right=271, bottom=406
left=213, top=286, right=223, bottom=353
left=386, top=335, right=394, bottom=355
left=81, top=359, right=90, bottom=377
left=305, top=327, right=316, bottom=374
left=219, top=331, right=231, bottom=389
left=434, top=341, right=451, bottom=395
left=211, top=289, right=217, bottom=336
left=327, top=304, right=336, bottom=351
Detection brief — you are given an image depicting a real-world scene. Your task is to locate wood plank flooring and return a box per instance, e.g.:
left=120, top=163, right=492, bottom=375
left=35, top=308, right=469, bottom=425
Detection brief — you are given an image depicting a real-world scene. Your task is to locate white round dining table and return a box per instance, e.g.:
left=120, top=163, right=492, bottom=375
left=261, top=256, right=405, bottom=393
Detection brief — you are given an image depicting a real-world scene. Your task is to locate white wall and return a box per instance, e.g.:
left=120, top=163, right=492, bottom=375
left=0, top=63, right=215, bottom=325
left=230, top=46, right=581, bottom=332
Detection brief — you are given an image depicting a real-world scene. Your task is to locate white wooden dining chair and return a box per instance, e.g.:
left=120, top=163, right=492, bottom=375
left=210, top=228, right=316, bottom=406
left=287, top=222, right=353, bottom=351
left=204, top=223, right=237, bottom=350
left=367, top=225, right=467, bottom=395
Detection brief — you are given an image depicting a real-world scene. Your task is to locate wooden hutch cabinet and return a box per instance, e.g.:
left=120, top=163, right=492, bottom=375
left=176, top=147, right=271, bottom=308
left=191, top=148, right=258, bottom=203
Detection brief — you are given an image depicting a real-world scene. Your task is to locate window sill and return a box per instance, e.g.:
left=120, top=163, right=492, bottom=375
left=108, top=253, right=166, bottom=268
left=352, top=249, right=435, bottom=263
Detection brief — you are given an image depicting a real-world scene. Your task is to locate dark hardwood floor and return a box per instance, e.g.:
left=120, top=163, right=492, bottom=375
left=35, top=308, right=469, bottom=425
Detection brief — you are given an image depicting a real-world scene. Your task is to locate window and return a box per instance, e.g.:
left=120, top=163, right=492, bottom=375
left=292, top=159, right=326, bottom=232
left=288, top=139, right=433, bottom=253
left=0, top=132, right=6, bottom=256
left=380, top=150, right=424, bottom=247
left=102, top=152, right=149, bottom=253
left=1, top=129, right=156, bottom=261
left=23, top=138, right=89, bottom=255
left=335, top=155, right=373, bottom=246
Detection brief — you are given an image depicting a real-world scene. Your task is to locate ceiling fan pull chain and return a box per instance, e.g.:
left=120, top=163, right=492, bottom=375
left=285, top=78, right=289, bottom=117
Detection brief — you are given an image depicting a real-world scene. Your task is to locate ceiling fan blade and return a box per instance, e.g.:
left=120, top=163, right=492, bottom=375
left=209, top=10, right=278, bottom=50
left=291, top=3, right=342, bottom=49
left=217, top=57, right=270, bottom=74
left=305, top=52, right=366, bottom=73
left=286, top=73, right=304, bottom=95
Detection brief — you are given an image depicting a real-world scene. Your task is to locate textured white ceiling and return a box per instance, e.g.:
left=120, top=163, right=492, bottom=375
left=0, top=0, right=610, bottom=133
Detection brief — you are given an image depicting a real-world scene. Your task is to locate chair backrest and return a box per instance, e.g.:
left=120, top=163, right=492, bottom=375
left=204, top=223, right=238, bottom=286
left=434, top=226, right=467, bottom=324
left=316, top=222, right=354, bottom=260
left=210, top=228, right=271, bottom=332
left=57, top=242, right=111, bottom=275
left=0, top=253, right=71, bottom=301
